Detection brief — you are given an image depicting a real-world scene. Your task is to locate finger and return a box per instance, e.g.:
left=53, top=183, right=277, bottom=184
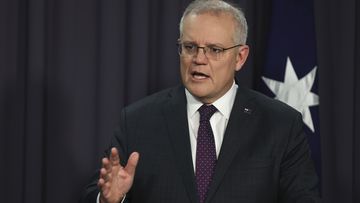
left=124, top=152, right=140, bottom=176
left=99, top=178, right=112, bottom=196
left=100, top=182, right=110, bottom=198
left=99, top=191, right=108, bottom=203
left=104, top=181, right=111, bottom=191
left=98, top=178, right=105, bottom=187
left=101, top=157, right=111, bottom=169
left=110, top=147, right=120, bottom=166
left=102, top=157, right=112, bottom=172
left=98, top=171, right=109, bottom=189
left=99, top=168, right=110, bottom=182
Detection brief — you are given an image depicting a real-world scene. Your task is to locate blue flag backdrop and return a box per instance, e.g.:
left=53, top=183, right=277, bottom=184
left=259, top=0, right=321, bottom=182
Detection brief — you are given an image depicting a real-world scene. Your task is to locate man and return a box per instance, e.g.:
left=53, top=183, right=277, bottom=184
left=80, top=0, right=319, bottom=202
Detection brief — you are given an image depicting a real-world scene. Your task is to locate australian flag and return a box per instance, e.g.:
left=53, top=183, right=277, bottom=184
left=258, top=0, right=321, bottom=183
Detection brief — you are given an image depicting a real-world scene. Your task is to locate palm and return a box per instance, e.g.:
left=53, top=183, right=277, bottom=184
left=108, top=165, right=133, bottom=201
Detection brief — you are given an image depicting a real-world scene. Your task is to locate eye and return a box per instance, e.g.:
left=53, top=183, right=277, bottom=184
left=209, top=46, right=223, bottom=54
left=183, top=43, right=196, bottom=51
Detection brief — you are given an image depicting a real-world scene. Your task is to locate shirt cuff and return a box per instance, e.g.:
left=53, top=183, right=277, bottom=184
left=96, top=192, right=126, bottom=203
left=96, top=193, right=100, bottom=203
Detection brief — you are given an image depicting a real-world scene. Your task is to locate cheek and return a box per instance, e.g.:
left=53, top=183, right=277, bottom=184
left=180, top=59, right=189, bottom=80
left=212, top=63, right=236, bottom=83
left=180, top=68, right=185, bottom=83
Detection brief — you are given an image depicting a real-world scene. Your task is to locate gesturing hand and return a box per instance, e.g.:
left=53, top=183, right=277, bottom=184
left=98, top=147, right=139, bottom=203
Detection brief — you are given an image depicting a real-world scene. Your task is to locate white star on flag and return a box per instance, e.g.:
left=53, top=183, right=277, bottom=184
left=262, top=57, right=319, bottom=132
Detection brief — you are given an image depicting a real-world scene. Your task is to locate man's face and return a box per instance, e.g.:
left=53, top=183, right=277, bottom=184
left=180, top=13, right=249, bottom=104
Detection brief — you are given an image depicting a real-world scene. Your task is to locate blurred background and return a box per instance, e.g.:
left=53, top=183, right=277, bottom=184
left=0, top=0, right=359, bottom=202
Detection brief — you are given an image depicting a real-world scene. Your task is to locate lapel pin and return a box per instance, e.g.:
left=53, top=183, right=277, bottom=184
left=243, top=107, right=252, bottom=114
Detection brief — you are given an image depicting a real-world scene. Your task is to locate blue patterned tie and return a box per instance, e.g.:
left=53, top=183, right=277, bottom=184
left=196, top=104, right=217, bottom=203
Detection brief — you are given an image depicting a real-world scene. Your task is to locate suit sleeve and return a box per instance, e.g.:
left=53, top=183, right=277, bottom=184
left=279, top=112, right=320, bottom=203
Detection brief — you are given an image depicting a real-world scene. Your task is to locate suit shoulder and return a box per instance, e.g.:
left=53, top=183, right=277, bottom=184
left=239, top=86, right=301, bottom=118
left=124, top=85, right=181, bottom=113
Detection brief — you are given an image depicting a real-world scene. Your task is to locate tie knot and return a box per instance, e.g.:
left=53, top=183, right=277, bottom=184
left=198, top=104, right=217, bottom=122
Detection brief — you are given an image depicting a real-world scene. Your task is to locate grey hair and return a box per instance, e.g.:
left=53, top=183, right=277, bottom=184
left=179, top=0, right=248, bottom=45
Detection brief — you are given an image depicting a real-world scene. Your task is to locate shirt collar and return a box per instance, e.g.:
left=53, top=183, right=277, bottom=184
left=185, top=81, right=238, bottom=119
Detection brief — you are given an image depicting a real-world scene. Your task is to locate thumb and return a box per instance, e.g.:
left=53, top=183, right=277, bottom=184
left=125, top=152, right=140, bottom=176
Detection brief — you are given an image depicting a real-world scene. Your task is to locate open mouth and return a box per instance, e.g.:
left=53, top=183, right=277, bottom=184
left=191, top=71, right=210, bottom=80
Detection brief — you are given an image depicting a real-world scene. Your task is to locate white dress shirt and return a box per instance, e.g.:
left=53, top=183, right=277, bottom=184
left=185, top=81, right=238, bottom=171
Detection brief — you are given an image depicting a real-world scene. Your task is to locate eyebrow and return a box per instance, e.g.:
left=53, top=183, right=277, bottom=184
left=182, top=41, right=226, bottom=47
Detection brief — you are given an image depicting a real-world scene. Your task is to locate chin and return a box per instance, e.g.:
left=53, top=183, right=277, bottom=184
left=187, top=86, right=211, bottom=100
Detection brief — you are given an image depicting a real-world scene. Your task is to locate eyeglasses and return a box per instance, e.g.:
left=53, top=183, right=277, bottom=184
left=177, top=42, right=243, bottom=61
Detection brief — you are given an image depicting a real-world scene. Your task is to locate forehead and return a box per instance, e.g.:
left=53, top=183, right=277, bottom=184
left=181, top=12, right=235, bottom=45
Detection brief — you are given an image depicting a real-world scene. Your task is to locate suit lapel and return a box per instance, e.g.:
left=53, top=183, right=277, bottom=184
left=206, top=87, right=259, bottom=203
left=162, top=86, right=199, bottom=203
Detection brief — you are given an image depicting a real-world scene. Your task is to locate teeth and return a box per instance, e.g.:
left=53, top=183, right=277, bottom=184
left=191, top=71, right=209, bottom=80
left=194, top=74, right=207, bottom=79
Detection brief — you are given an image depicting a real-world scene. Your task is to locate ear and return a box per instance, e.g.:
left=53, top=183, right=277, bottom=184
left=235, top=45, right=249, bottom=71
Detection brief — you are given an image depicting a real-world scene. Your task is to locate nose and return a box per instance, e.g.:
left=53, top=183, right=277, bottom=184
left=193, top=47, right=208, bottom=64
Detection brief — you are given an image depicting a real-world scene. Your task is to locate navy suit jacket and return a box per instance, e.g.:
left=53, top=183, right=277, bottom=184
left=80, top=85, right=319, bottom=203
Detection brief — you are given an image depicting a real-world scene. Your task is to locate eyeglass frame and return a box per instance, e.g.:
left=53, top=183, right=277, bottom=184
left=177, top=42, right=243, bottom=61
